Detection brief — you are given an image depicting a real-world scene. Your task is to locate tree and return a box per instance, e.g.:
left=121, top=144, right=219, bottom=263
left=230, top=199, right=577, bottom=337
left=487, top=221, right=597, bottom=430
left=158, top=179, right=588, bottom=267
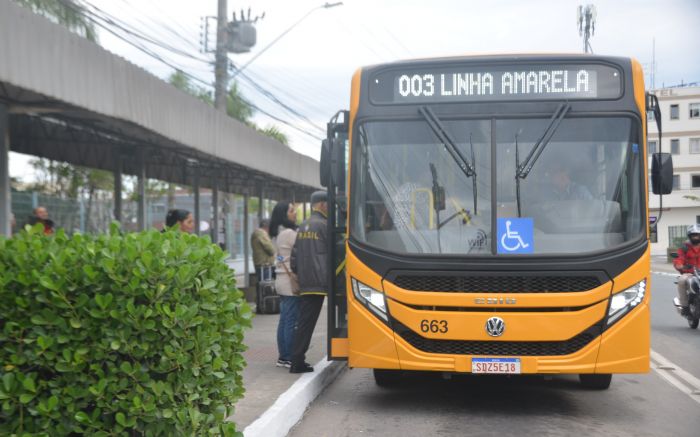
left=226, top=81, right=254, bottom=124
left=167, top=70, right=288, bottom=144
left=14, top=0, right=98, bottom=42
left=258, top=125, right=289, bottom=146
left=168, top=70, right=213, bottom=105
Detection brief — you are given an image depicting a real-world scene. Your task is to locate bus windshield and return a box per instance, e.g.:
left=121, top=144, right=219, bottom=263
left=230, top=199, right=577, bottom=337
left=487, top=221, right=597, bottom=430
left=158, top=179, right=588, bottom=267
left=350, top=116, right=644, bottom=255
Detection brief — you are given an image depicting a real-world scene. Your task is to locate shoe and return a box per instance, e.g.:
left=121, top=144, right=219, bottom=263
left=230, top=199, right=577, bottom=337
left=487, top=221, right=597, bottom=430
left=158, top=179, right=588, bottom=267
left=681, top=306, right=690, bottom=317
left=289, top=363, right=314, bottom=373
left=276, top=359, right=291, bottom=368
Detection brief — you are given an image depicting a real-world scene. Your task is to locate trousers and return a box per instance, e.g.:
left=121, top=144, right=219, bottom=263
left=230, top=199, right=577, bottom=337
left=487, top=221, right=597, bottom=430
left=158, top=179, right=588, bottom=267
left=277, top=295, right=300, bottom=361
left=677, top=273, right=692, bottom=307
left=291, top=294, right=325, bottom=366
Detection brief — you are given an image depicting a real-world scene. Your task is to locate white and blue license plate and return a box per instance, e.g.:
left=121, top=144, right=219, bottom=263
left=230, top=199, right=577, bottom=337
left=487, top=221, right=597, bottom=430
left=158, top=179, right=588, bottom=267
left=472, top=358, right=521, bottom=374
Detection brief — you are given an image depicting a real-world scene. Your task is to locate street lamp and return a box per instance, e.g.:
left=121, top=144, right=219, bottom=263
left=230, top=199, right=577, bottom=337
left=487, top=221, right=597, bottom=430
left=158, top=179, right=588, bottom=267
left=229, top=2, right=343, bottom=80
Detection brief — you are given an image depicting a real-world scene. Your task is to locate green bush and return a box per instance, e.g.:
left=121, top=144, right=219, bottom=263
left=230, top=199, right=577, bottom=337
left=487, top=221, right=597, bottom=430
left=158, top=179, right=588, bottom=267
left=0, top=225, right=252, bottom=436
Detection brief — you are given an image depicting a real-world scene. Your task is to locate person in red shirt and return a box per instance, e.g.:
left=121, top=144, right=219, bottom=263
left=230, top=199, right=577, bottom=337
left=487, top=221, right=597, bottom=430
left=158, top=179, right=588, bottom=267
left=673, top=224, right=700, bottom=316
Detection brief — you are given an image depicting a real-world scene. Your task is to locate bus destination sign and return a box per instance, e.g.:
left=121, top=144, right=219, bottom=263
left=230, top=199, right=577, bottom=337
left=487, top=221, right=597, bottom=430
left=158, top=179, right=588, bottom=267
left=369, top=64, right=622, bottom=104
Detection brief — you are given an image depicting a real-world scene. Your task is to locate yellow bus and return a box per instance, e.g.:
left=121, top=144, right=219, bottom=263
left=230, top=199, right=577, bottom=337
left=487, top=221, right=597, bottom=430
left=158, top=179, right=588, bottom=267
left=320, top=54, right=673, bottom=389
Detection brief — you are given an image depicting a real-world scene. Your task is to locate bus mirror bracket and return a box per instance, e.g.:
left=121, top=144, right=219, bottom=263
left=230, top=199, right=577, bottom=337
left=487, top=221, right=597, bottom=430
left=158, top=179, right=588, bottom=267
left=320, top=139, right=331, bottom=188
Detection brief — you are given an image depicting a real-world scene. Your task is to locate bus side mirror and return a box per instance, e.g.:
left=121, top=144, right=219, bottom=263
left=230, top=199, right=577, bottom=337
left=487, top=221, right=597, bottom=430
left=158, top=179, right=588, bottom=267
left=320, top=139, right=331, bottom=187
left=651, top=152, right=673, bottom=195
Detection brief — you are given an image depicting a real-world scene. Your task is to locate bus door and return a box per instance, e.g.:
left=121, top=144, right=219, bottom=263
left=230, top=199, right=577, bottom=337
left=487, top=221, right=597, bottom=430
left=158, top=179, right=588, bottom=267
left=321, top=110, right=350, bottom=359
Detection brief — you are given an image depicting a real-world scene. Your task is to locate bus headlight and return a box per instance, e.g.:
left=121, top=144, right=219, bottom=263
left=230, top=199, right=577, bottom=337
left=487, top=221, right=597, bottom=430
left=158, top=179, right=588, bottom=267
left=351, top=278, right=388, bottom=321
left=607, top=279, right=646, bottom=325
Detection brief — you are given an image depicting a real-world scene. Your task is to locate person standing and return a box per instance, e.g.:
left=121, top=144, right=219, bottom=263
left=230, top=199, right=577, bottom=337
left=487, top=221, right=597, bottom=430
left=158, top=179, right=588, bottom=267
left=250, top=218, right=275, bottom=282
left=165, top=209, right=195, bottom=233
left=289, top=191, right=328, bottom=373
left=27, top=206, right=54, bottom=235
left=270, top=201, right=300, bottom=368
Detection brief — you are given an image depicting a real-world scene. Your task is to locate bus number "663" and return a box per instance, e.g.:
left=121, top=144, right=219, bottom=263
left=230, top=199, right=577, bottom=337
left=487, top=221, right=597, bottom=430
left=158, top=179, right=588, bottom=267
left=420, top=319, right=448, bottom=334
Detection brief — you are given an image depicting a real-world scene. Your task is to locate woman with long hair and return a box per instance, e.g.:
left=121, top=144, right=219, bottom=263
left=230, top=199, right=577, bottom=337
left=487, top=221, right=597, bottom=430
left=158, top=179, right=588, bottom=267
left=269, top=201, right=300, bottom=368
left=165, top=209, right=194, bottom=233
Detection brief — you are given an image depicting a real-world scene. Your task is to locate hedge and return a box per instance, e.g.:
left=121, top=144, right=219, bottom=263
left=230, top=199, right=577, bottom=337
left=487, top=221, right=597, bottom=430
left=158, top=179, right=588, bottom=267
left=0, top=224, right=252, bottom=436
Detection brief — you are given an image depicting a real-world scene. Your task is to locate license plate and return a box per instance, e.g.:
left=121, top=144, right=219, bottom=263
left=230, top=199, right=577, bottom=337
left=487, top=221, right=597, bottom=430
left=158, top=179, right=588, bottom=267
left=471, top=358, right=521, bottom=374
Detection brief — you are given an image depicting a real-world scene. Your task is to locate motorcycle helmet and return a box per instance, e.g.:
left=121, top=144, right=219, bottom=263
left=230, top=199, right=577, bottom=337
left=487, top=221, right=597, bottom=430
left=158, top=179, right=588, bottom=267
left=689, top=224, right=700, bottom=245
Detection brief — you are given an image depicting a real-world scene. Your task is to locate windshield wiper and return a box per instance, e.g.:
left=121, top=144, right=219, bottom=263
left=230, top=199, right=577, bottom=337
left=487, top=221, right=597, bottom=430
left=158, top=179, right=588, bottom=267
left=419, top=106, right=478, bottom=214
left=514, top=103, right=571, bottom=216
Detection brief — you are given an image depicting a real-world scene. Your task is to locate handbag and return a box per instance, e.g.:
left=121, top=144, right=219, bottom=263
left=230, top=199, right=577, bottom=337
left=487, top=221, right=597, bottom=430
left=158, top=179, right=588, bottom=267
left=280, top=258, right=300, bottom=296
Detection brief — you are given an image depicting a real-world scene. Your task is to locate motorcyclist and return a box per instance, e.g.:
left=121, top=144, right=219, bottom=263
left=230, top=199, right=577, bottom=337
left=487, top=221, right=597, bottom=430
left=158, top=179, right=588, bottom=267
left=672, top=224, right=700, bottom=316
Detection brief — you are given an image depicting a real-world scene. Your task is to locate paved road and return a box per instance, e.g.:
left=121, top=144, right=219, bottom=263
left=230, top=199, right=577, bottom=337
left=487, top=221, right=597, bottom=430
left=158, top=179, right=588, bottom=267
left=289, top=272, right=700, bottom=437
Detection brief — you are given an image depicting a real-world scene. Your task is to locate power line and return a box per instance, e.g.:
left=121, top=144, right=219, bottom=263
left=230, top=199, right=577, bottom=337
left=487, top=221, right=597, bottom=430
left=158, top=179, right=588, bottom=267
left=57, top=0, right=324, bottom=142
left=232, top=64, right=325, bottom=133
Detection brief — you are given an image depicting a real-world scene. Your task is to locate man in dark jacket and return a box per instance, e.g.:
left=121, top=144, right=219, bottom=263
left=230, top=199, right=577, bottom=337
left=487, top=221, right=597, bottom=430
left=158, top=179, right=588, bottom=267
left=289, top=191, right=328, bottom=373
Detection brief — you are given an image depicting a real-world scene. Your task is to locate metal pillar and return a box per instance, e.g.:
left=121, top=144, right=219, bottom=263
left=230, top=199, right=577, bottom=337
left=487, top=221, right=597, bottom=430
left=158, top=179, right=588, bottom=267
left=0, top=104, right=9, bottom=236
left=258, top=186, right=264, bottom=222
left=137, top=150, right=146, bottom=231
left=214, top=0, right=229, bottom=112
left=193, top=165, right=200, bottom=235
left=243, top=192, right=250, bottom=288
left=211, top=176, right=219, bottom=244
left=224, top=192, right=235, bottom=255
left=113, top=151, right=122, bottom=223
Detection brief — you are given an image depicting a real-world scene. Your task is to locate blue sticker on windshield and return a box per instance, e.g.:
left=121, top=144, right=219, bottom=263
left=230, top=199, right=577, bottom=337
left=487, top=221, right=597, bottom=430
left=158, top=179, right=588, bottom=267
left=497, top=218, right=534, bottom=254
left=632, top=143, right=639, bottom=154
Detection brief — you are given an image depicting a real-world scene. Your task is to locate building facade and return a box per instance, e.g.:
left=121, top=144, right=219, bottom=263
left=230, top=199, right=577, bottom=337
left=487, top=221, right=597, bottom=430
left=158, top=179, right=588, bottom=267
left=648, top=85, right=700, bottom=255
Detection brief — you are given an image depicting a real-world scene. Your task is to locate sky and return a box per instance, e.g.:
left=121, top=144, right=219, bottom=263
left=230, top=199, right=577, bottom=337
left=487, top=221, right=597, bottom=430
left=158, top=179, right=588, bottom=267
left=9, top=0, right=700, bottom=181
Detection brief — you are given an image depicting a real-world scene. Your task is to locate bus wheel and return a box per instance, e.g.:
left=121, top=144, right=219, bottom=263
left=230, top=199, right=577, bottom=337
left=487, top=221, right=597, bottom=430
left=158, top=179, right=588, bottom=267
left=373, top=369, right=402, bottom=387
left=579, top=374, right=612, bottom=390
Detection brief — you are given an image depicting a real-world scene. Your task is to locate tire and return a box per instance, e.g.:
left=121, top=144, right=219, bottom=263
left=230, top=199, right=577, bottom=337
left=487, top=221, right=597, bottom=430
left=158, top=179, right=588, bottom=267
left=579, top=374, right=612, bottom=390
left=373, top=369, right=402, bottom=387
left=689, top=303, right=700, bottom=329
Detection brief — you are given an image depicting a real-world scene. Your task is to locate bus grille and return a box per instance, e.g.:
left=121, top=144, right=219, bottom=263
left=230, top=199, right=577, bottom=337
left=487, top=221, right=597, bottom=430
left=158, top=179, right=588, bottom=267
left=392, top=275, right=601, bottom=293
left=394, top=322, right=600, bottom=356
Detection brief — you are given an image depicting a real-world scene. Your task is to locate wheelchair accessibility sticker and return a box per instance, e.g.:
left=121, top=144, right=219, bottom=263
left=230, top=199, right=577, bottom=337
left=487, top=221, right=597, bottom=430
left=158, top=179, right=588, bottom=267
left=497, top=218, right=533, bottom=254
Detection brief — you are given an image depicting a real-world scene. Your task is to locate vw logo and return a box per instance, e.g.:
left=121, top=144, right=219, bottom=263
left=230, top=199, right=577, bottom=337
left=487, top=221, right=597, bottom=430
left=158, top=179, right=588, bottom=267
left=485, top=317, right=505, bottom=337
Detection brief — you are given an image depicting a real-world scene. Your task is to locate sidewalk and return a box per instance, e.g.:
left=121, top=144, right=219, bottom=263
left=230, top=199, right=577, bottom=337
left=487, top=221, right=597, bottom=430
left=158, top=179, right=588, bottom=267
left=651, top=255, right=676, bottom=274
left=228, top=300, right=341, bottom=434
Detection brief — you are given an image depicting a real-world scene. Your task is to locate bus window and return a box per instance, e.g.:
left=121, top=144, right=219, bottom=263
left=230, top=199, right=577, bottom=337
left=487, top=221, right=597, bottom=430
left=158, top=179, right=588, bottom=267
left=351, top=119, right=491, bottom=255
left=495, top=117, right=644, bottom=253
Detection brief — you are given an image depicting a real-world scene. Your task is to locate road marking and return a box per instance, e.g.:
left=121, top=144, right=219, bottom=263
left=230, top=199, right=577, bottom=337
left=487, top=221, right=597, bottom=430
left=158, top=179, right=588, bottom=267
left=650, top=349, right=700, bottom=406
left=651, top=271, right=677, bottom=277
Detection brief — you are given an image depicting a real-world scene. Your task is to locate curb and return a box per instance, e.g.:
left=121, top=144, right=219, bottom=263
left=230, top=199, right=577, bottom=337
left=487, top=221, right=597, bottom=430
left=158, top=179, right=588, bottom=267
left=242, top=357, right=346, bottom=437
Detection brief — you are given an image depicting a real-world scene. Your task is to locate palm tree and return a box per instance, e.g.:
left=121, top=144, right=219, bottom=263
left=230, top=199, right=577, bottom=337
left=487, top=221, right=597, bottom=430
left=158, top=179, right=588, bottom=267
left=14, top=0, right=98, bottom=42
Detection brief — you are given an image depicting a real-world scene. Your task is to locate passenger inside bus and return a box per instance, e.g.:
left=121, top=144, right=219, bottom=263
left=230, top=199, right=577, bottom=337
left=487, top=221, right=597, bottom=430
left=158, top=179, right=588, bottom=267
left=544, top=161, right=594, bottom=201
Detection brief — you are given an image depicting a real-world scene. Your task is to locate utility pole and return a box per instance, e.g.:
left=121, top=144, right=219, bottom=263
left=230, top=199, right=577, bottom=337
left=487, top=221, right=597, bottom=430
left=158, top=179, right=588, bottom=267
left=577, top=4, right=596, bottom=54
left=214, top=0, right=228, bottom=112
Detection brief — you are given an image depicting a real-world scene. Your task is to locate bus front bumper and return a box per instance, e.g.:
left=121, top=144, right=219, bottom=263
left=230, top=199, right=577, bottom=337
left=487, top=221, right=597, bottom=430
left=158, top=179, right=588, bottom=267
left=347, top=298, right=650, bottom=374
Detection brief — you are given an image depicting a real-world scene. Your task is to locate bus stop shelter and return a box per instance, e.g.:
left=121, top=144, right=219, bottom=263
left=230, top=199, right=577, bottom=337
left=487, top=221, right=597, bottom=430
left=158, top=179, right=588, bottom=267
left=0, top=1, right=320, bottom=282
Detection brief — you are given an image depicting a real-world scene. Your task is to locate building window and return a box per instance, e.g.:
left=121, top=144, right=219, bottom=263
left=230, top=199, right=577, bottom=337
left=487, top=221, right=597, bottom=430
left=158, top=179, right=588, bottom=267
left=673, top=174, right=680, bottom=189
left=670, top=104, right=679, bottom=120
left=648, top=140, right=657, bottom=154
left=690, top=103, right=700, bottom=119
left=671, top=138, right=680, bottom=154
left=696, top=215, right=700, bottom=224
left=691, top=138, right=700, bottom=154
left=693, top=175, right=700, bottom=188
